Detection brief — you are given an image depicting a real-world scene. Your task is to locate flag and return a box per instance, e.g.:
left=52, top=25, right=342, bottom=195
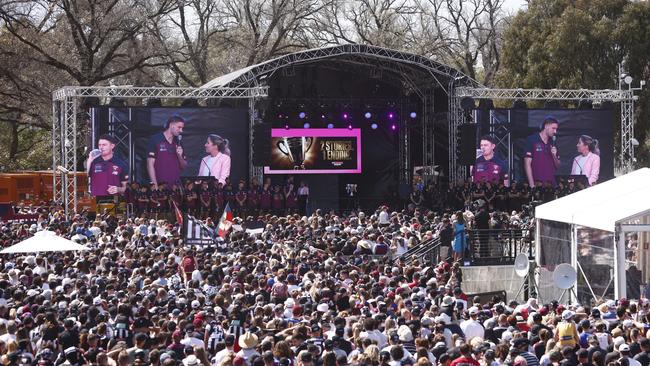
left=185, top=215, right=216, bottom=245
left=172, top=200, right=183, bottom=226
left=217, top=202, right=233, bottom=238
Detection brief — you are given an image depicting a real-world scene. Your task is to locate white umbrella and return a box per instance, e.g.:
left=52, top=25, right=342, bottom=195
left=0, top=230, right=90, bottom=254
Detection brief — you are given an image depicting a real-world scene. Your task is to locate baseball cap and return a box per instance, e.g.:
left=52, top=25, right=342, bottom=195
left=620, top=344, right=630, bottom=352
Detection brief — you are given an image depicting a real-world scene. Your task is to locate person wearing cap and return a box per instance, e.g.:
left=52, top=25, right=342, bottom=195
left=621, top=344, right=642, bottom=366
left=460, top=307, right=485, bottom=342
left=524, top=116, right=560, bottom=187
left=87, top=134, right=129, bottom=197
left=512, top=338, right=539, bottom=366
left=578, top=319, right=593, bottom=349
left=555, top=310, right=580, bottom=349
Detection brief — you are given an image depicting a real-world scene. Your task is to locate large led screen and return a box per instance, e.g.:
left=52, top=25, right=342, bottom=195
left=264, top=128, right=362, bottom=174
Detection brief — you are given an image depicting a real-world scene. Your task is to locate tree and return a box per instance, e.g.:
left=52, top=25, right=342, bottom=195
left=497, top=0, right=650, bottom=164
left=0, top=0, right=177, bottom=86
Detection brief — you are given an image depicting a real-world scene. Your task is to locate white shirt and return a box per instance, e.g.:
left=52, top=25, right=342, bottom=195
left=212, top=347, right=234, bottom=366
left=460, top=318, right=485, bottom=341
left=379, top=210, right=390, bottom=225
left=199, top=153, right=231, bottom=185
left=360, top=329, right=387, bottom=349
left=624, top=358, right=641, bottom=366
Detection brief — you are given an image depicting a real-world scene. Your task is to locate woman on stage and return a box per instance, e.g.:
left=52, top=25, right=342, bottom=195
left=198, top=134, right=231, bottom=185
left=571, top=135, right=600, bottom=186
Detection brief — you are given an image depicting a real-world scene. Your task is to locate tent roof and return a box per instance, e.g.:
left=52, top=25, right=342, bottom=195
left=0, top=231, right=90, bottom=254
left=535, top=168, right=650, bottom=232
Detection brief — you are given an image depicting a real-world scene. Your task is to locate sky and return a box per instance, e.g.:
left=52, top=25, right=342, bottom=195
left=503, top=0, right=528, bottom=12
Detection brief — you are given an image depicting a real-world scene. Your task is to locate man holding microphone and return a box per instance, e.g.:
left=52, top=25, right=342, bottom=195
left=87, top=134, right=129, bottom=196
left=524, top=116, right=560, bottom=186
left=147, top=115, right=188, bottom=188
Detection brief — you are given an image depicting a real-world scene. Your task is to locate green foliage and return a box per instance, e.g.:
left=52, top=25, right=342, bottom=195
left=497, top=0, right=650, bottom=166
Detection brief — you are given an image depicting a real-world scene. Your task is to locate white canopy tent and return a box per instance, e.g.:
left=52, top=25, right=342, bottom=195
left=534, top=168, right=650, bottom=302
left=0, top=230, right=90, bottom=254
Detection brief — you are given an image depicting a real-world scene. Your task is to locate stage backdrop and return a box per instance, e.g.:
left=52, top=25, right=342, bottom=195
left=100, top=107, right=249, bottom=184
left=480, top=109, right=614, bottom=184
left=264, top=128, right=362, bottom=174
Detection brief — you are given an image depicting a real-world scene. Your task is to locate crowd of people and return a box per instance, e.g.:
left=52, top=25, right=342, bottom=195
left=0, top=180, right=644, bottom=366
left=123, top=176, right=310, bottom=219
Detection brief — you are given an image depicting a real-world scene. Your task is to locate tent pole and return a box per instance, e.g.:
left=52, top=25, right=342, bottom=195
left=571, top=224, right=578, bottom=304
left=535, top=218, right=541, bottom=299
left=616, top=226, right=627, bottom=298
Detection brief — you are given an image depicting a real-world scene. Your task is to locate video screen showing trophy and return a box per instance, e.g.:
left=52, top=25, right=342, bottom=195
left=266, top=129, right=361, bottom=174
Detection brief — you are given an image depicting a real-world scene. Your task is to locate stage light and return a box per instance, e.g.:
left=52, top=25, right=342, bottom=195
left=578, top=99, right=593, bottom=109
left=388, top=112, right=395, bottom=119
left=370, top=123, right=378, bottom=130
left=544, top=100, right=560, bottom=109
left=347, top=124, right=353, bottom=130
left=391, top=124, right=397, bottom=131
left=343, top=113, right=349, bottom=120
left=298, top=112, right=306, bottom=119
left=277, top=113, right=284, bottom=119
left=181, top=98, right=199, bottom=107
left=321, top=114, right=326, bottom=119
left=364, top=112, right=372, bottom=119
left=108, top=98, right=126, bottom=107
left=460, top=97, right=475, bottom=110
left=303, top=122, right=310, bottom=129
left=327, top=123, right=334, bottom=129
left=478, top=99, right=494, bottom=110
left=409, top=112, right=417, bottom=119
left=284, top=124, right=290, bottom=130
left=512, top=99, right=527, bottom=109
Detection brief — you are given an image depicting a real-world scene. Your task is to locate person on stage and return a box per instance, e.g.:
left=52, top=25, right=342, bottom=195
left=198, top=134, right=231, bottom=185
left=87, top=134, right=129, bottom=196
left=524, top=116, right=560, bottom=186
left=147, top=115, right=187, bottom=189
left=472, top=135, right=509, bottom=186
left=571, top=135, right=600, bottom=186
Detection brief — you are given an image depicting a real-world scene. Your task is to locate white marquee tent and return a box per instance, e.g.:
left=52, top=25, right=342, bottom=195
left=534, top=168, right=650, bottom=302
left=0, top=230, right=90, bottom=254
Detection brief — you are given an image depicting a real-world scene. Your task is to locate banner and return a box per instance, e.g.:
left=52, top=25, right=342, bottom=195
left=183, top=215, right=216, bottom=245
left=264, top=128, right=362, bottom=174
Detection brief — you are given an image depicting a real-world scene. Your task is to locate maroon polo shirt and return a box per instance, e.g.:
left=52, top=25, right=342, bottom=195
left=147, top=133, right=183, bottom=185
left=89, top=155, right=129, bottom=196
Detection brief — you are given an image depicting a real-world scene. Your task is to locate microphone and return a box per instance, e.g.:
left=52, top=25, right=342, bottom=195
left=551, top=136, right=557, bottom=146
left=177, top=134, right=182, bottom=146
left=201, top=158, right=212, bottom=177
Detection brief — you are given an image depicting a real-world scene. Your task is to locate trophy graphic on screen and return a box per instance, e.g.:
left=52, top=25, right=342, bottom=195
left=277, top=137, right=313, bottom=169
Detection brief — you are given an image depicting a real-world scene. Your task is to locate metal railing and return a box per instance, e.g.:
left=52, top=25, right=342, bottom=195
left=398, top=237, right=443, bottom=265
left=465, top=228, right=533, bottom=265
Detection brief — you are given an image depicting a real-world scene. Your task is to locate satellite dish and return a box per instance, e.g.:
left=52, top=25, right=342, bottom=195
left=514, top=253, right=530, bottom=278
left=553, top=263, right=577, bottom=290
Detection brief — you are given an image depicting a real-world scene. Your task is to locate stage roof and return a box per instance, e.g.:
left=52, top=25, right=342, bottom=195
left=535, top=168, right=650, bottom=232
left=201, top=44, right=479, bottom=92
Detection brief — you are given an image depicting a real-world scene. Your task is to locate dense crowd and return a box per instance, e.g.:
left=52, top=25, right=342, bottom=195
left=0, top=187, right=644, bottom=366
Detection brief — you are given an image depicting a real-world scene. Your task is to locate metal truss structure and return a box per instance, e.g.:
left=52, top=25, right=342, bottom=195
left=452, top=87, right=638, bottom=181
left=52, top=86, right=267, bottom=217
left=202, top=44, right=481, bottom=185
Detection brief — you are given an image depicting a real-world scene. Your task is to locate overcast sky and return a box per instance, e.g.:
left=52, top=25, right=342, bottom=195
left=503, top=0, right=527, bottom=11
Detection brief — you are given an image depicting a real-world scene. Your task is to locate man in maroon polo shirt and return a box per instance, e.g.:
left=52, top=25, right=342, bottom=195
left=472, top=135, right=509, bottom=186
left=524, top=116, right=560, bottom=186
left=147, top=115, right=188, bottom=188
left=87, top=134, right=129, bottom=196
